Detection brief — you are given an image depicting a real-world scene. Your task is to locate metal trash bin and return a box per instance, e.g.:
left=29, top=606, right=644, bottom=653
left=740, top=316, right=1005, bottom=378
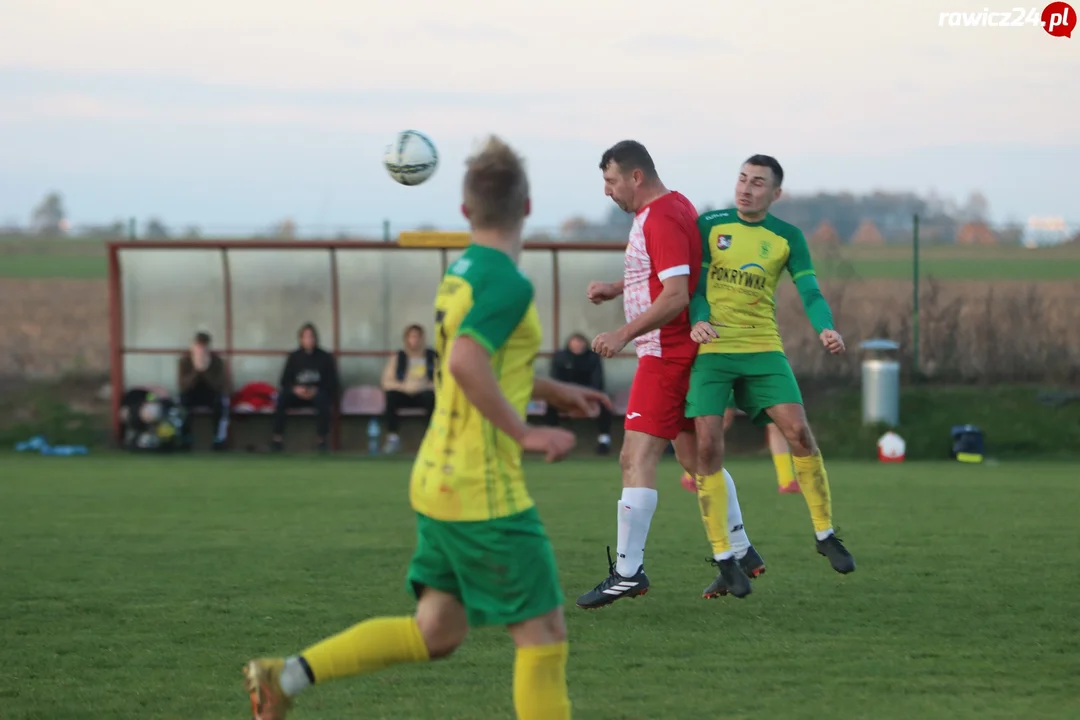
left=859, top=339, right=900, bottom=426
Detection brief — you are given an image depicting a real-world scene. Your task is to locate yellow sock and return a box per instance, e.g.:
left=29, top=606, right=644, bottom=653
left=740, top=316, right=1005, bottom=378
left=791, top=453, right=833, bottom=533
left=301, top=616, right=429, bottom=683
left=513, top=642, right=571, bottom=720
left=772, top=452, right=796, bottom=488
left=695, top=471, right=731, bottom=556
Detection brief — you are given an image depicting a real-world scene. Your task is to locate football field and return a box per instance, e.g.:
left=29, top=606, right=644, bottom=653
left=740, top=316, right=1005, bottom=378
left=1, top=456, right=1077, bottom=719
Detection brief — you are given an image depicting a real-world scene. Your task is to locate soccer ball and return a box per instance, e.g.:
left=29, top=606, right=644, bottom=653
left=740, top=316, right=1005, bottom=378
left=139, top=401, right=163, bottom=425
left=383, top=130, right=439, bottom=186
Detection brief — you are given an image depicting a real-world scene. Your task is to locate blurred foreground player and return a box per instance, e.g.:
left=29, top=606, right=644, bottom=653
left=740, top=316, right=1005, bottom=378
left=242, top=136, right=610, bottom=720
left=687, top=154, right=854, bottom=582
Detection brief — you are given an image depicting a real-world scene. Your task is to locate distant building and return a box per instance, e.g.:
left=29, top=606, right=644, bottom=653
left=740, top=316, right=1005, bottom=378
left=955, top=221, right=999, bottom=245
left=850, top=219, right=885, bottom=246
left=1022, top=216, right=1073, bottom=248
left=809, top=220, right=841, bottom=249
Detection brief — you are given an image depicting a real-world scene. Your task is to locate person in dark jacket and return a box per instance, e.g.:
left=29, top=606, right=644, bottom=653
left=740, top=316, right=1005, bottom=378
left=177, top=331, right=230, bottom=450
left=379, top=323, right=436, bottom=453
left=546, top=332, right=613, bottom=454
left=271, top=322, right=339, bottom=452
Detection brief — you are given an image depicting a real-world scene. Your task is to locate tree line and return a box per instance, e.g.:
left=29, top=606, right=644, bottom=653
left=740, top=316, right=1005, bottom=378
left=1, top=188, right=1028, bottom=246
left=539, top=189, right=1018, bottom=245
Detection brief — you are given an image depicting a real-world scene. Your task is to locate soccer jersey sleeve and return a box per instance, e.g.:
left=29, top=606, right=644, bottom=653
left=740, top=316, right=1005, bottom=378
left=643, top=211, right=693, bottom=282
left=785, top=229, right=835, bottom=334
left=457, top=272, right=534, bottom=353
left=689, top=217, right=713, bottom=324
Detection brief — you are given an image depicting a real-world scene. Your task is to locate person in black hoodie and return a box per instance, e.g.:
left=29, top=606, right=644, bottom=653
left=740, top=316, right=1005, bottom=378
left=270, top=322, right=339, bottom=452
left=545, top=332, right=613, bottom=454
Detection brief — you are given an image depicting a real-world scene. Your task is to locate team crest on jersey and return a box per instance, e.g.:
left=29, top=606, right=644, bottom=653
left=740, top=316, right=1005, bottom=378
left=759, top=239, right=771, bottom=258
left=716, top=234, right=732, bottom=250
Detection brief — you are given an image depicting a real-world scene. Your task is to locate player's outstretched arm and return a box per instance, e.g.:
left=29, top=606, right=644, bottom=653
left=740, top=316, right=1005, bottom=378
left=450, top=341, right=575, bottom=461
left=622, top=274, right=689, bottom=339
left=786, top=229, right=835, bottom=334
left=690, top=221, right=712, bottom=326
left=533, top=376, right=613, bottom=417
left=688, top=262, right=718, bottom=342
left=592, top=274, right=689, bottom=357
left=689, top=218, right=719, bottom=343
left=689, top=271, right=710, bottom=326
left=449, top=337, right=529, bottom=443
left=586, top=279, right=624, bottom=304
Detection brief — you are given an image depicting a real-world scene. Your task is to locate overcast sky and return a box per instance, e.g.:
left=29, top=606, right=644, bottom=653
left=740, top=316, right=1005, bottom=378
left=0, top=0, right=1076, bottom=234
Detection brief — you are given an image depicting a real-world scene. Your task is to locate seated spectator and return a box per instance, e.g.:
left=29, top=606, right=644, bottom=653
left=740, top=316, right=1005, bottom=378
left=379, top=323, right=436, bottom=453
left=177, top=331, right=230, bottom=450
left=271, top=322, right=339, bottom=452
left=546, top=332, right=613, bottom=454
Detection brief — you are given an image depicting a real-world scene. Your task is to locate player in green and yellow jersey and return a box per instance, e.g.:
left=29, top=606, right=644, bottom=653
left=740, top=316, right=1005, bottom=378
left=680, top=409, right=797, bottom=494
left=242, top=136, right=610, bottom=720
left=686, top=154, right=855, bottom=599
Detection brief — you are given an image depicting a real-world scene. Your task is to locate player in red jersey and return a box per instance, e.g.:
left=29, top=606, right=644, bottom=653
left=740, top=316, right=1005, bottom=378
left=575, top=140, right=710, bottom=609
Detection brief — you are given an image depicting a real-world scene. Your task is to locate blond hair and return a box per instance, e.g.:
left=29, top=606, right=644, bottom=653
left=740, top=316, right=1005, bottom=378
left=462, top=135, right=529, bottom=230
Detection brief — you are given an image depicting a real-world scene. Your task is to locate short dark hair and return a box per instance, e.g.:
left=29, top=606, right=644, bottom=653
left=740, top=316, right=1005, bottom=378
left=462, top=135, right=529, bottom=231
left=298, top=322, right=318, bottom=343
left=599, top=140, right=657, bottom=178
left=194, top=331, right=211, bottom=346
left=404, top=323, right=424, bottom=337
left=744, top=154, right=784, bottom=186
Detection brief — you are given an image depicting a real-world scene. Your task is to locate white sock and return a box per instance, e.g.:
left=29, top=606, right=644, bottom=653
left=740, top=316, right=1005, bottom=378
left=713, top=550, right=735, bottom=561
left=615, top=487, right=658, bottom=576
left=816, top=528, right=835, bottom=541
left=278, top=656, right=312, bottom=697
left=724, top=469, right=751, bottom=558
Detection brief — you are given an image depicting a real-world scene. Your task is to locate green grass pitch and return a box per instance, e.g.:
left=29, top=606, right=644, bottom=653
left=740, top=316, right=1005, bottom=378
left=2, top=456, right=1078, bottom=719
left=0, top=254, right=109, bottom=279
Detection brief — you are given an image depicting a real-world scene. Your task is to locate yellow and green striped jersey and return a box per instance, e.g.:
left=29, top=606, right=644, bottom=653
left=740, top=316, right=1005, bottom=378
left=410, top=244, right=541, bottom=522
left=690, top=208, right=834, bottom=354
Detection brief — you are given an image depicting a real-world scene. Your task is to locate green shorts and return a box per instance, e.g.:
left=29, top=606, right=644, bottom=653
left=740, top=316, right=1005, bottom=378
left=405, top=506, right=563, bottom=628
left=685, top=351, right=802, bottom=425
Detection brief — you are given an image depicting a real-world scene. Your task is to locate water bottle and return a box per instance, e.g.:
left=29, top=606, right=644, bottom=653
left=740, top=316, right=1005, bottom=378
left=367, top=417, right=381, bottom=455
